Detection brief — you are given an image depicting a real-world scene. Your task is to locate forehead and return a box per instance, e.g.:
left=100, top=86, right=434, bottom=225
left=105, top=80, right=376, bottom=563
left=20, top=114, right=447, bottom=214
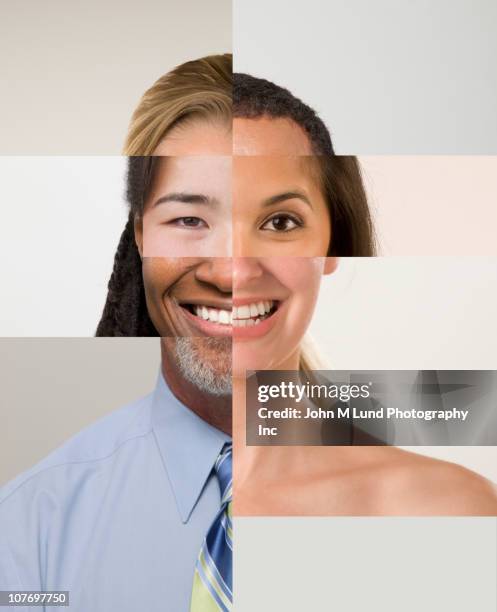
left=146, top=156, right=232, bottom=203
left=233, top=155, right=320, bottom=193
left=151, top=115, right=314, bottom=156
left=153, top=119, right=232, bottom=155
left=233, top=117, right=313, bottom=155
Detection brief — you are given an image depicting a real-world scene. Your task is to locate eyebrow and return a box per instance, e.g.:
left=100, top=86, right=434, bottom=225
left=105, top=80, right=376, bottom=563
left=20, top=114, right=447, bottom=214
left=262, top=191, right=313, bottom=209
left=153, top=192, right=214, bottom=207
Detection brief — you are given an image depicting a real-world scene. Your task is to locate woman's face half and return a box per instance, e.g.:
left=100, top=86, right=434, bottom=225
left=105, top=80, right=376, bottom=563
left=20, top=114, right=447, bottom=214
left=232, top=257, right=337, bottom=375
left=232, top=156, right=331, bottom=257
left=135, top=118, right=332, bottom=258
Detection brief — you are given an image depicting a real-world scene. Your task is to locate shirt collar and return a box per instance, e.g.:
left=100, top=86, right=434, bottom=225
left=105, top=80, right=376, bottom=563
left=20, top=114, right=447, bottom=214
left=151, top=371, right=231, bottom=524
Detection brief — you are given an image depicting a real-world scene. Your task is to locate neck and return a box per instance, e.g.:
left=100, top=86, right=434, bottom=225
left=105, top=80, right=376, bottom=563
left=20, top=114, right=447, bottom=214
left=161, top=341, right=232, bottom=435
left=233, top=348, right=302, bottom=480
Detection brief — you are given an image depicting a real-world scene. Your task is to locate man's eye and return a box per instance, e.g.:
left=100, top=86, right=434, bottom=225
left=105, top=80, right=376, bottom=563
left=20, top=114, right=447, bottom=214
left=169, top=217, right=207, bottom=229
left=261, top=215, right=303, bottom=232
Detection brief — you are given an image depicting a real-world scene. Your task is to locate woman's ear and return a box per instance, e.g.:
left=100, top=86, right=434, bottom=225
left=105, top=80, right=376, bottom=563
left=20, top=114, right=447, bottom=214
left=134, top=215, right=144, bottom=259
left=323, top=256, right=339, bottom=275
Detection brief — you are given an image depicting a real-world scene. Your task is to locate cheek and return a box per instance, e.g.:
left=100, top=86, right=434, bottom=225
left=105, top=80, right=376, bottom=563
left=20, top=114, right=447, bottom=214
left=142, top=259, right=179, bottom=299
left=143, top=221, right=163, bottom=257
left=141, top=261, right=186, bottom=336
left=142, top=211, right=165, bottom=255
left=272, top=258, right=324, bottom=293
left=142, top=213, right=183, bottom=258
left=272, top=258, right=323, bottom=329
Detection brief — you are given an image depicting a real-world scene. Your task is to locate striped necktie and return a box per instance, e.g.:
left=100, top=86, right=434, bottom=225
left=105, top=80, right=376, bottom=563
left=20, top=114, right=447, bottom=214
left=190, top=443, right=233, bottom=611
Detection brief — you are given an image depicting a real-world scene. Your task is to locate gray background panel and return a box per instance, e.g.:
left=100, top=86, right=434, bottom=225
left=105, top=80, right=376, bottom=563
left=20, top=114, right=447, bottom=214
left=235, top=517, right=497, bottom=611
left=0, top=338, right=159, bottom=485
left=235, top=0, right=497, bottom=153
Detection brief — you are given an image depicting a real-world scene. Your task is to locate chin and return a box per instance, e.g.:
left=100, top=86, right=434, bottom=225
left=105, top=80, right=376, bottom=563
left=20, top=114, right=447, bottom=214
left=233, top=346, right=286, bottom=377
left=174, top=337, right=233, bottom=395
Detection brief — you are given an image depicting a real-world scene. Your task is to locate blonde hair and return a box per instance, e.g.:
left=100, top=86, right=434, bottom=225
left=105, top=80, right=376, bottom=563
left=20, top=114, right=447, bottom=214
left=299, top=335, right=330, bottom=373
left=123, top=54, right=232, bottom=155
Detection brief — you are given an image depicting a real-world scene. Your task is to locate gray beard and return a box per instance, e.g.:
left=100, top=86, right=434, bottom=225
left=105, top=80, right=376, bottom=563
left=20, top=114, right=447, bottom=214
left=173, top=337, right=232, bottom=396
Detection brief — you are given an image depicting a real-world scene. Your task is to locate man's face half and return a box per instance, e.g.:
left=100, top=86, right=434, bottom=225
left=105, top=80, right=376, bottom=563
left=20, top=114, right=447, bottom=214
left=142, top=258, right=232, bottom=338
left=170, top=337, right=232, bottom=396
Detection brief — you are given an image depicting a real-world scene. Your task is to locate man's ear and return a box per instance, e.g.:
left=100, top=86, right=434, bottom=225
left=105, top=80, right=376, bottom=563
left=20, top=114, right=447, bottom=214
left=323, top=256, right=338, bottom=275
left=134, top=215, right=144, bottom=258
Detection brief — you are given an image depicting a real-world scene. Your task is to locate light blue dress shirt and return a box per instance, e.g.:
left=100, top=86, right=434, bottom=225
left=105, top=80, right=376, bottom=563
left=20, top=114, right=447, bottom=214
left=0, top=373, right=230, bottom=611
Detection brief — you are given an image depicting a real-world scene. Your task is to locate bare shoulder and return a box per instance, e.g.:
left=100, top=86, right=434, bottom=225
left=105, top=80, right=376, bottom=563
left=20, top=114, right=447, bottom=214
left=378, top=449, right=497, bottom=515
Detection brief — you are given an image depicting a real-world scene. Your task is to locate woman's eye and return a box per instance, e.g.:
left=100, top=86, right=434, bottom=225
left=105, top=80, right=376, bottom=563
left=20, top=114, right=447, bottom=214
left=261, top=215, right=303, bottom=232
left=169, top=217, right=207, bottom=229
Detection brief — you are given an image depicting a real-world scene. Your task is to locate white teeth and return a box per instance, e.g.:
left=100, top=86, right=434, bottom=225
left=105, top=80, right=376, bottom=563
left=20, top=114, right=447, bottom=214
left=218, top=310, right=230, bottom=324
left=232, top=300, right=273, bottom=321
left=236, top=304, right=251, bottom=319
left=193, top=305, right=230, bottom=325
left=189, top=300, right=275, bottom=327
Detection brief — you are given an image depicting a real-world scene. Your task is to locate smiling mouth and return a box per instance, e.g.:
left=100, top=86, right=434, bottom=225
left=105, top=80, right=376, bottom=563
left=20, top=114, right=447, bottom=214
left=181, top=300, right=278, bottom=327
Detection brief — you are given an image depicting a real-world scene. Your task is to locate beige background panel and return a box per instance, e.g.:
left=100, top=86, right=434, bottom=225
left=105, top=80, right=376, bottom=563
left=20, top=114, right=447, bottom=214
left=0, top=338, right=159, bottom=485
left=360, top=156, right=497, bottom=255
left=0, top=0, right=231, bottom=154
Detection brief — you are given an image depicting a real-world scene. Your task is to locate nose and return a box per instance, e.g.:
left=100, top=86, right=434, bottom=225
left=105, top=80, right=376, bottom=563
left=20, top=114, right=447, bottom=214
left=209, top=219, right=232, bottom=257
left=232, top=220, right=258, bottom=258
left=232, top=258, right=264, bottom=291
left=194, top=258, right=232, bottom=294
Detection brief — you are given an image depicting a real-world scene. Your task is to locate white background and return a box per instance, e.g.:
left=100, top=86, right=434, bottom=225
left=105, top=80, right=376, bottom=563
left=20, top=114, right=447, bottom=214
left=310, top=257, right=497, bottom=371
left=0, top=157, right=127, bottom=336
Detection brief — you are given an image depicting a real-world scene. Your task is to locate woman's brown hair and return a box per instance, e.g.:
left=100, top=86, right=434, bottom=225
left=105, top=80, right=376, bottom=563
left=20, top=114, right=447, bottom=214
left=316, top=156, right=376, bottom=256
left=234, top=72, right=376, bottom=256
